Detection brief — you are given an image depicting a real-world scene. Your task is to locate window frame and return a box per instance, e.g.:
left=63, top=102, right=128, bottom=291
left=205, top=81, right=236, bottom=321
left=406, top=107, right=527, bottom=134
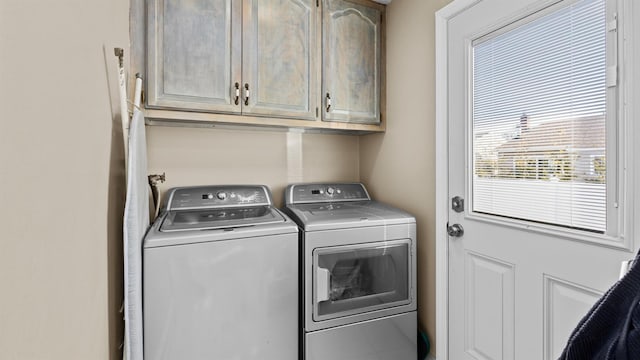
left=464, top=0, right=628, bottom=249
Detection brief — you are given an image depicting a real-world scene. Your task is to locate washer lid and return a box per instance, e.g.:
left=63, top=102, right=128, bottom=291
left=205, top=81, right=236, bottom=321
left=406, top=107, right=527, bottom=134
left=160, top=205, right=285, bottom=232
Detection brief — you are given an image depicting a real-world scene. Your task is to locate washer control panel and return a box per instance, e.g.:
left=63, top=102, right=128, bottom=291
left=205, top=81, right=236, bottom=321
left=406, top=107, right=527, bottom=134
left=166, top=185, right=272, bottom=210
left=286, top=183, right=370, bottom=204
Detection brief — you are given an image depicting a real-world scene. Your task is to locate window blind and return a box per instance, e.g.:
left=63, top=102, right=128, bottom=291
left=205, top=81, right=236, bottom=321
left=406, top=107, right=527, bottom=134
left=472, top=0, right=607, bottom=232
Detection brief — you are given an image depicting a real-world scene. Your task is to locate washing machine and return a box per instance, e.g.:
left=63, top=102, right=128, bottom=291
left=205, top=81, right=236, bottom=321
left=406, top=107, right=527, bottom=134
left=143, top=185, right=298, bottom=360
left=283, top=182, right=417, bottom=360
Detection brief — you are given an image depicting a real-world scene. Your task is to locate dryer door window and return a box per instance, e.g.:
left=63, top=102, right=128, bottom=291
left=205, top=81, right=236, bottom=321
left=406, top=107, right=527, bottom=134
left=312, top=239, right=411, bottom=322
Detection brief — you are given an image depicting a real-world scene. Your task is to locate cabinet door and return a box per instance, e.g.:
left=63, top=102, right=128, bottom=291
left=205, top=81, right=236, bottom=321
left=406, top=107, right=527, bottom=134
left=323, top=0, right=382, bottom=124
left=242, top=0, right=317, bottom=120
left=147, top=0, right=242, bottom=113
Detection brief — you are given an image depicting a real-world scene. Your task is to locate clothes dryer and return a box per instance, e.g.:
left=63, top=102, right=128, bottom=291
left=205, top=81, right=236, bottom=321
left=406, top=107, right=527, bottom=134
left=143, top=185, right=298, bottom=360
left=283, top=182, right=417, bottom=360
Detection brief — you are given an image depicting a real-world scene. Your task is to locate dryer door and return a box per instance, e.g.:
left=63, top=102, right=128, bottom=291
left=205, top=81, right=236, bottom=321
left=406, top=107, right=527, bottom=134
left=312, top=239, right=411, bottom=322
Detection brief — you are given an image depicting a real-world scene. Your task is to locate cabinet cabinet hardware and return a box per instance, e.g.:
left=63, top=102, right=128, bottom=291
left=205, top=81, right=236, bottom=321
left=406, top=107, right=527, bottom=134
left=244, top=83, right=250, bottom=106
left=326, top=93, right=331, bottom=112
left=234, top=82, right=240, bottom=105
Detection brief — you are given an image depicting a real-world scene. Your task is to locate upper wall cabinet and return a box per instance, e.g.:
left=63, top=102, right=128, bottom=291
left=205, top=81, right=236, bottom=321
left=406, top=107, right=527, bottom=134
left=141, top=0, right=384, bottom=132
left=147, top=0, right=316, bottom=120
left=323, top=0, right=384, bottom=124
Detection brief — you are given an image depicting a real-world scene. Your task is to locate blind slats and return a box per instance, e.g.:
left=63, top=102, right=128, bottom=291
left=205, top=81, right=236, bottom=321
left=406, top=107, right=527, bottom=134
left=472, top=0, right=607, bottom=232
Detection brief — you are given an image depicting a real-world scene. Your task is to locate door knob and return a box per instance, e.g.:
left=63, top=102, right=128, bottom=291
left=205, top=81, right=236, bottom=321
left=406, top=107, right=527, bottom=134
left=447, top=223, right=464, bottom=237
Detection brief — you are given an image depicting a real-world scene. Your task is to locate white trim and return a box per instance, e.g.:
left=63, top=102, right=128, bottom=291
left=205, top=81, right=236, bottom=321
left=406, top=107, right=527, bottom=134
left=624, top=0, right=640, bottom=256
left=435, top=2, right=482, bottom=359
left=463, top=212, right=628, bottom=251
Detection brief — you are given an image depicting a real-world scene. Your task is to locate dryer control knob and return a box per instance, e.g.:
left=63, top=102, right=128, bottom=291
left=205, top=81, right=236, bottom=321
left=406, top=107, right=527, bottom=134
left=326, top=187, right=335, bottom=195
left=217, top=191, right=228, bottom=200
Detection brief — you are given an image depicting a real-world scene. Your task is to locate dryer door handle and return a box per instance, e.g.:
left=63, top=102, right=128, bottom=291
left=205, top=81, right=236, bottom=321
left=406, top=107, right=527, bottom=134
left=316, top=267, right=331, bottom=303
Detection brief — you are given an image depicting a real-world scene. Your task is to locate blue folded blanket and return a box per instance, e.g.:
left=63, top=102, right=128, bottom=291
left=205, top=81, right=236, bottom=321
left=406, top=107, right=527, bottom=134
left=560, top=255, right=640, bottom=359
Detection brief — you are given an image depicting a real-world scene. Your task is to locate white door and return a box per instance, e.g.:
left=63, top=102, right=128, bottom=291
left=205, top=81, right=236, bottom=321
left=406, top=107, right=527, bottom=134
left=444, top=0, right=640, bottom=359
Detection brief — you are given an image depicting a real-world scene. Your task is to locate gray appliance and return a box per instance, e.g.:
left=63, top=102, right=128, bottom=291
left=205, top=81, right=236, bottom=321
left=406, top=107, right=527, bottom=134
left=143, top=185, right=298, bottom=360
left=283, top=183, right=417, bottom=360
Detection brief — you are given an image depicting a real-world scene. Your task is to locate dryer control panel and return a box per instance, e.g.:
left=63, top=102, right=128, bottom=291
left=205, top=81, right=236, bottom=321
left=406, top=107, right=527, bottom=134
left=285, top=183, right=371, bottom=204
left=165, top=185, right=273, bottom=210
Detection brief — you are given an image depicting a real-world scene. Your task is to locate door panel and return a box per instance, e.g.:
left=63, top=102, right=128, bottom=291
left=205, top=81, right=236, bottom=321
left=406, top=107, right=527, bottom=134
left=312, top=240, right=411, bottom=321
left=305, top=312, right=416, bottom=360
left=446, top=0, right=632, bottom=359
left=242, top=0, right=317, bottom=119
left=147, top=0, right=242, bottom=113
left=322, top=0, right=381, bottom=124
left=303, top=225, right=417, bottom=332
left=543, top=276, right=602, bottom=360
left=465, top=252, right=514, bottom=360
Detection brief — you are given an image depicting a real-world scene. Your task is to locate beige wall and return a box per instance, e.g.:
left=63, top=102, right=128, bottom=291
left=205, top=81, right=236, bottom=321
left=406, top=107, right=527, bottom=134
left=146, top=127, right=360, bottom=207
left=0, top=0, right=447, bottom=358
left=0, top=0, right=128, bottom=359
left=360, top=0, right=452, bottom=355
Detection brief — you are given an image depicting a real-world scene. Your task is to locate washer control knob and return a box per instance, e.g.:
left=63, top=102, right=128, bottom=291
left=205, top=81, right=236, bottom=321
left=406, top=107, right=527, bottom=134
left=326, top=187, right=335, bottom=195
left=217, top=191, right=228, bottom=200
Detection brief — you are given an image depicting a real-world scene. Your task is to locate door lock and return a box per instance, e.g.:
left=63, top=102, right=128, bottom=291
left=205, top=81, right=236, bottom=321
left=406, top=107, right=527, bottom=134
left=447, top=223, right=464, bottom=238
left=452, top=196, right=464, bottom=213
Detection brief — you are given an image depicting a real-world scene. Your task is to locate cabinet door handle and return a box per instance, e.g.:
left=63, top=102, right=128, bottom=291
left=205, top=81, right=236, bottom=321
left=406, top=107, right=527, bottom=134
left=234, top=82, right=240, bottom=105
left=244, top=83, right=250, bottom=106
left=325, top=93, right=331, bottom=112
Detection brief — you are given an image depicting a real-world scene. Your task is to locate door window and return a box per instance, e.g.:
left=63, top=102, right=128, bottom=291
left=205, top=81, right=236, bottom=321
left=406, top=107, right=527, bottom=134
left=471, top=0, right=615, bottom=233
left=313, top=240, right=410, bottom=321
